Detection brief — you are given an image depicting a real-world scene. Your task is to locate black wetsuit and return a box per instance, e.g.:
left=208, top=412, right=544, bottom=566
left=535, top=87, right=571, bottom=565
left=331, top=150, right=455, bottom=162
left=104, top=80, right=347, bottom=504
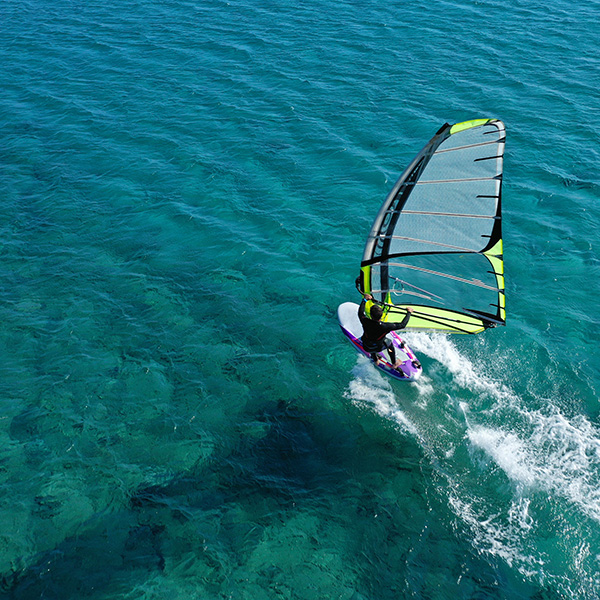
left=358, top=299, right=411, bottom=364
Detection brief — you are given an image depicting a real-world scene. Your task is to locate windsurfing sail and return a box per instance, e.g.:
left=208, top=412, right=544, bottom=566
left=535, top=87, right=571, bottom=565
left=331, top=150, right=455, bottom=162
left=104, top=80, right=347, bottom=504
left=358, top=118, right=506, bottom=334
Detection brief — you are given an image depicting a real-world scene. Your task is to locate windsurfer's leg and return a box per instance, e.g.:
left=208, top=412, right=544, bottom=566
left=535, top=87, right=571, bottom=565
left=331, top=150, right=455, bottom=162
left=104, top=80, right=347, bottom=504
left=386, top=340, right=402, bottom=369
left=387, top=347, right=397, bottom=365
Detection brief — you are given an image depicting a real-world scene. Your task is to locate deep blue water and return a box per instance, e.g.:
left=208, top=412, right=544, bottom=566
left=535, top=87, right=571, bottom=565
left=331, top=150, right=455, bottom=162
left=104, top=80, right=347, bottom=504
left=1, top=0, right=600, bottom=598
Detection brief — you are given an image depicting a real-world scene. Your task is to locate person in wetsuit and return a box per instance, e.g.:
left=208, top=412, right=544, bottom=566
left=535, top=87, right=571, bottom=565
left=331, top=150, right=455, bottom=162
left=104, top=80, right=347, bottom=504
left=357, top=290, right=413, bottom=368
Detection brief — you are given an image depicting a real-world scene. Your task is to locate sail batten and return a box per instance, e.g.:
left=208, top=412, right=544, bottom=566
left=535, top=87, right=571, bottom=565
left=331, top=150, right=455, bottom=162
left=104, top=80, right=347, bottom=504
left=435, top=139, right=503, bottom=154
left=370, top=236, right=480, bottom=253
left=402, top=210, right=499, bottom=219
left=415, top=176, right=501, bottom=184
left=360, top=118, right=506, bottom=334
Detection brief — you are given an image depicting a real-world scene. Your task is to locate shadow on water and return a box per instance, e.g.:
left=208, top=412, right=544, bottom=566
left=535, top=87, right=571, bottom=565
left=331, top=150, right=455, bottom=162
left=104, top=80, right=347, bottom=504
left=1, top=400, right=560, bottom=600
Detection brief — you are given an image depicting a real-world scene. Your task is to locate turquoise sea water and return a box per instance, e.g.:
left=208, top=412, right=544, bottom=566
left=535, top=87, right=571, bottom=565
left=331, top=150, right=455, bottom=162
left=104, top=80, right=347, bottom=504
left=1, top=0, right=600, bottom=597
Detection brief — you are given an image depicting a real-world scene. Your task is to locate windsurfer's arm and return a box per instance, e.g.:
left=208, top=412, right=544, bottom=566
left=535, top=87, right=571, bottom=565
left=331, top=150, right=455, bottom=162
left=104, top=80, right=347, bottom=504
left=383, top=307, right=413, bottom=331
left=355, top=276, right=372, bottom=299
left=355, top=276, right=363, bottom=294
left=358, top=298, right=367, bottom=322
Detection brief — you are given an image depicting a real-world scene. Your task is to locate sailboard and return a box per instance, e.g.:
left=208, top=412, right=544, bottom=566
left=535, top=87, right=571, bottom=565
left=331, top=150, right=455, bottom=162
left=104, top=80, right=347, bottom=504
left=339, top=118, right=506, bottom=379
left=338, top=302, right=423, bottom=381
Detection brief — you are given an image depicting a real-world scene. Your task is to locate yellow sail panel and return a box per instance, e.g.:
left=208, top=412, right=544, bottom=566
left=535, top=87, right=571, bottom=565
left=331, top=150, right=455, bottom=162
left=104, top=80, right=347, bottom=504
left=449, top=118, right=494, bottom=135
left=485, top=239, right=503, bottom=257
left=383, top=305, right=487, bottom=335
left=359, top=265, right=372, bottom=295
left=484, top=241, right=505, bottom=321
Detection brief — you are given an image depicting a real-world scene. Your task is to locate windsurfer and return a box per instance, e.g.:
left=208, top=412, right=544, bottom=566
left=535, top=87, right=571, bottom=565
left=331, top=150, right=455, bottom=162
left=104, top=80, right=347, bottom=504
left=356, top=278, right=413, bottom=368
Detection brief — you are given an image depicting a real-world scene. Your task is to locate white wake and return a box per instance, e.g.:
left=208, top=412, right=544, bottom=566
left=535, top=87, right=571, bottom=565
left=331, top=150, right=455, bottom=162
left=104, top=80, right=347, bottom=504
left=344, top=331, right=600, bottom=596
